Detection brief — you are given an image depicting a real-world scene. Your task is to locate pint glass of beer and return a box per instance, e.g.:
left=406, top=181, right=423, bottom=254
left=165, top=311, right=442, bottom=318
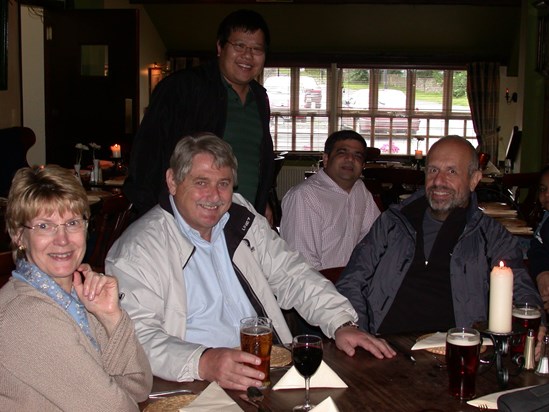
left=511, top=302, right=542, bottom=356
left=240, top=316, right=273, bottom=388
left=446, top=327, right=481, bottom=400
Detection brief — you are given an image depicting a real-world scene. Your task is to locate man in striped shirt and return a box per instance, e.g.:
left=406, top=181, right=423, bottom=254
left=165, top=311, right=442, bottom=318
left=280, top=130, right=380, bottom=270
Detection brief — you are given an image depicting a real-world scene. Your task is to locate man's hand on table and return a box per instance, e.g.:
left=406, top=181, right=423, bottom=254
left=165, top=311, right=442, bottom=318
left=335, top=326, right=396, bottom=359
left=198, top=347, right=264, bottom=391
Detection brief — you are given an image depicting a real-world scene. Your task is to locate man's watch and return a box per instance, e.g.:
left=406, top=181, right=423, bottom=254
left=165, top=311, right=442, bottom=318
left=335, top=321, right=359, bottom=334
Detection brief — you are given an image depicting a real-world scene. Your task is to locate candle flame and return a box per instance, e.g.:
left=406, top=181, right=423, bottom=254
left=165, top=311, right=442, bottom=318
left=110, top=144, right=120, bottom=150
left=499, top=261, right=505, bottom=268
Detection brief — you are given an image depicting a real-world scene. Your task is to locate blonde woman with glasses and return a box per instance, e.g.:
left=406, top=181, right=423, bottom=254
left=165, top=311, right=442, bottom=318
left=0, top=165, right=152, bottom=411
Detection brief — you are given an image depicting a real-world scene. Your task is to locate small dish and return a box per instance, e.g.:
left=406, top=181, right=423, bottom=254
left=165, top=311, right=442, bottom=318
left=144, top=394, right=198, bottom=412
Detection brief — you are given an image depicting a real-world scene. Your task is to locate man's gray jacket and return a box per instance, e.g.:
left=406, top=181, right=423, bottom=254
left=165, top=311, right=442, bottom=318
left=336, top=189, right=542, bottom=334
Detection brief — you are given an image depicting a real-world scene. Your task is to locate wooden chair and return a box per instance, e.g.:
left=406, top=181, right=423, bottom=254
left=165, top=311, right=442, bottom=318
left=87, top=193, right=133, bottom=272
left=501, top=172, right=541, bottom=227
left=0, top=250, right=15, bottom=288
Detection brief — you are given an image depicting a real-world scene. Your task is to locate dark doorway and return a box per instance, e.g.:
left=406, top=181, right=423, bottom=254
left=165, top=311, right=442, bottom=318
left=44, top=9, right=138, bottom=168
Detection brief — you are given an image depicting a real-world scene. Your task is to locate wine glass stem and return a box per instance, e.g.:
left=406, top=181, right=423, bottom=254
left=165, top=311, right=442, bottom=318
left=304, top=376, right=311, bottom=407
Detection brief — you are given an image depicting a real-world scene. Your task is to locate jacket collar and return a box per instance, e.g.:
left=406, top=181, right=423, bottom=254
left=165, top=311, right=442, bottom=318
left=159, top=192, right=255, bottom=258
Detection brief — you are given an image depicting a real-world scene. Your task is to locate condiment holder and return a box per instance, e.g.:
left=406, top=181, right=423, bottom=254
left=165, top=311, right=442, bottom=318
left=478, top=325, right=523, bottom=389
left=535, top=335, right=549, bottom=376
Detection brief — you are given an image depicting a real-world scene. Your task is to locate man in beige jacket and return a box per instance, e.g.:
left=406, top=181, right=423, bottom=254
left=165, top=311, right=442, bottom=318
left=107, top=133, right=395, bottom=391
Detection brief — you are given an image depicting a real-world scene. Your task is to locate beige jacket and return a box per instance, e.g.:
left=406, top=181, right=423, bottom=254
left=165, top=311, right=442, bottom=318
left=0, top=279, right=153, bottom=411
left=106, top=194, right=357, bottom=382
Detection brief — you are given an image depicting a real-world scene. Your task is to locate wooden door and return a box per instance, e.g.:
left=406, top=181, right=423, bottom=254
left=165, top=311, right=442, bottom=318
left=44, top=9, right=138, bottom=167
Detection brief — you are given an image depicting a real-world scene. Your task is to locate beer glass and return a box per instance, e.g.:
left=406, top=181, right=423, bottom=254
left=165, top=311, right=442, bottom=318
left=511, top=302, right=542, bottom=356
left=446, top=327, right=481, bottom=400
left=240, top=316, right=273, bottom=388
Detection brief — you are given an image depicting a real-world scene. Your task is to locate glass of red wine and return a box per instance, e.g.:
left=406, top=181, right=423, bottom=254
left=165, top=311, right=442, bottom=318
left=291, top=334, right=323, bottom=411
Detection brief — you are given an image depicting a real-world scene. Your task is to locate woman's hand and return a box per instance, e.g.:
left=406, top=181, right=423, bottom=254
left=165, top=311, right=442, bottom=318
left=73, top=264, right=123, bottom=336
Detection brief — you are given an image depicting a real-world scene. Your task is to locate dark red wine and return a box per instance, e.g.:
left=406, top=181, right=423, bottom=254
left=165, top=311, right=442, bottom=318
left=292, top=345, right=323, bottom=378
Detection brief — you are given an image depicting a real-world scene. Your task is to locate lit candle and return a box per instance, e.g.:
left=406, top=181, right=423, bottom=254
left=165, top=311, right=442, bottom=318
left=110, top=144, right=121, bottom=158
left=488, top=261, right=514, bottom=333
left=415, top=150, right=423, bottom=160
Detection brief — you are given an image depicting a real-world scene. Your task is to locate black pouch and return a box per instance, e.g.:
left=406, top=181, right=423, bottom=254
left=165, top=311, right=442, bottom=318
left=497, top=384, right=549, bottom=412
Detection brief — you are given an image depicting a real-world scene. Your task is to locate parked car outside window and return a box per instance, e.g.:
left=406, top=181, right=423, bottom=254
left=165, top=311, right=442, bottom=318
left=264, top=76, right=322, bottom=109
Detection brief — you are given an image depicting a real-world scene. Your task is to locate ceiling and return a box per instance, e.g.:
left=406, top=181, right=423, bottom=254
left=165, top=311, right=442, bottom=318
left=136, top=0, right=522, bottom=65
left=132, top=1, right=519, bottom=4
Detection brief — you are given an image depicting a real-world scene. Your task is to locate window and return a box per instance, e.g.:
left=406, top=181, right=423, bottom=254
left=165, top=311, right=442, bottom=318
left=263, top=66, right=475, bottom=155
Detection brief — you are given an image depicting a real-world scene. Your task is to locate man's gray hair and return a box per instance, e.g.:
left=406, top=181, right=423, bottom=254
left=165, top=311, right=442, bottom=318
left=169, top=133, right=238, bottom=185
left=426, top=135, right=480, bottom=176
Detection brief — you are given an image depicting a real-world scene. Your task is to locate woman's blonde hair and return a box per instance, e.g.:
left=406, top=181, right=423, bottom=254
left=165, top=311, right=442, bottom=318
left=5, top=165, right=90, bottom=248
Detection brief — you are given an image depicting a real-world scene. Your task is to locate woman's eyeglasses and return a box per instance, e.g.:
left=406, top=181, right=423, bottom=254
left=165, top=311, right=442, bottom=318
left=23, top=218, right=88, bottom=236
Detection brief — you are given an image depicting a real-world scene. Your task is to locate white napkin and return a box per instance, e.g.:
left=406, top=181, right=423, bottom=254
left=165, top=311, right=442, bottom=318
left=179, top=381, right=243, bottom=412
left=310, top=396, right=340, bottom=412
left=272, top=361, right=347, bottom=390
left=466, top=386, right=536, bottom=409
left=411, top=332, right=492, bottom=351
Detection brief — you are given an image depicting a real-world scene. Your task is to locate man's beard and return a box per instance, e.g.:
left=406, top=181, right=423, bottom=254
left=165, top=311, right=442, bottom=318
left=426, top=186, right=468, bottom=214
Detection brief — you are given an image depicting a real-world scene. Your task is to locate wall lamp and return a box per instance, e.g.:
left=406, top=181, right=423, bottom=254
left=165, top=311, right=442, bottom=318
left=148, top=62, right=170, bottom=96
left=505, top=88, right=518, bottom=104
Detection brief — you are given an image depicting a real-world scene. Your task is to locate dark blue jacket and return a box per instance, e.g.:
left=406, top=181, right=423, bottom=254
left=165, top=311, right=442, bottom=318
left=337, top=189, right=542, bottom=333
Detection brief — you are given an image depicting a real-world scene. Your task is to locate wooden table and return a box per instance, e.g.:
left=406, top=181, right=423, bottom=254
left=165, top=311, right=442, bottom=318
left=140, top=333, right=549, bottom=411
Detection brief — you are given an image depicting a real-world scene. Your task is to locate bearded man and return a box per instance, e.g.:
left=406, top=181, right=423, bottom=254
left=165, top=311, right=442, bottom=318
left=336, top=135, right=543, bottom=336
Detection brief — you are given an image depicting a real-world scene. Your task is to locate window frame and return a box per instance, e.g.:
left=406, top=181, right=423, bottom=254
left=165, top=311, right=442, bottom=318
left=263, top=63, right=475, bottom=156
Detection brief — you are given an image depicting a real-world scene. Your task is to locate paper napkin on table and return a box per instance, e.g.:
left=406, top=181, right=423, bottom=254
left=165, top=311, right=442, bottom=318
left=467, top=386, right=536, bottom=410
left=179, top=381, right=243, bottom=411
left=411, top=331, right=493, bottom=351
left=310, top=396, right=340, bottom=412
left=272, top=361, right=347, bottom=390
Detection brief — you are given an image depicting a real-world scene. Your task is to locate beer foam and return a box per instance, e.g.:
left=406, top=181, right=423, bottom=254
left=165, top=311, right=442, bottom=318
left=447, top=333, right=480, bottom=346
left=241, top=326, right=271, bottom=336
left=512, top=308, right=541, bottom=319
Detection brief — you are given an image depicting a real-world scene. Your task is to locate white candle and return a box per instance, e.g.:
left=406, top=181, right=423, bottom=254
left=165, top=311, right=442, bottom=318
left=415, top=150, right=423, bottom=160
left=488, top=261, right=514, bottom=333
left=110, top=144, right=121, bottom=158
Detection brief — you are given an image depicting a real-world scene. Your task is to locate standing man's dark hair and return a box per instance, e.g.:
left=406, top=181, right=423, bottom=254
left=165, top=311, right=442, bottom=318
left=217, top=9, right=271, bottom=49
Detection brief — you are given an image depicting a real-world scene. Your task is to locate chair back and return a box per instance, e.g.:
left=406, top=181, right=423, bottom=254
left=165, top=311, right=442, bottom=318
left=87, top=194, right=132, bottom=272
left=0, top=251, right=15, bottom=288
left=363, top=167, right=424, bottom=210
left=501, top=172, right=541, bottom=227
left=0, top=127, right=36, bottom=197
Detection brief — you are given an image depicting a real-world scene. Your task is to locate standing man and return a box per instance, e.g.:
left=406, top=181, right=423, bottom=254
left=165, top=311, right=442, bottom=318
left=337, top=136, right=543, bottom=335
left=124, top=9, right=275, bottom=221
left=280, top=130, right=380, bottom=270
left=107, top=133, right=395, bottom=390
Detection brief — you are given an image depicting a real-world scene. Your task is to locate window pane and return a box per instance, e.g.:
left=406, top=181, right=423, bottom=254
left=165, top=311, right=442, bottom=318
left=452, top=70, right=469, bottom=114
left=341, top=68, right=370, bottom=110
left=264, top=67, right=291, bottom=112
left=299, top=69, right=326, bottom=111
left=415, top=70, right=443, bottom=112
left=377, top=69, right=407, bottom=111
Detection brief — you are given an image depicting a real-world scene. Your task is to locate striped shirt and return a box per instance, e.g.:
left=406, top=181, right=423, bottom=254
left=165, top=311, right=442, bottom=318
left=280, top=169, right=380, bottom=270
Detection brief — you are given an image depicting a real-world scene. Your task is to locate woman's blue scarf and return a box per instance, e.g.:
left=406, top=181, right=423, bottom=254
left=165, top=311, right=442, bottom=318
left=12, top=259, right=99, bottom=350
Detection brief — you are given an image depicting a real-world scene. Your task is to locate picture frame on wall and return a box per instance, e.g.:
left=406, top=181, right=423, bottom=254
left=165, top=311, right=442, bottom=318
left=0, top=0, right=7, bottom=91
